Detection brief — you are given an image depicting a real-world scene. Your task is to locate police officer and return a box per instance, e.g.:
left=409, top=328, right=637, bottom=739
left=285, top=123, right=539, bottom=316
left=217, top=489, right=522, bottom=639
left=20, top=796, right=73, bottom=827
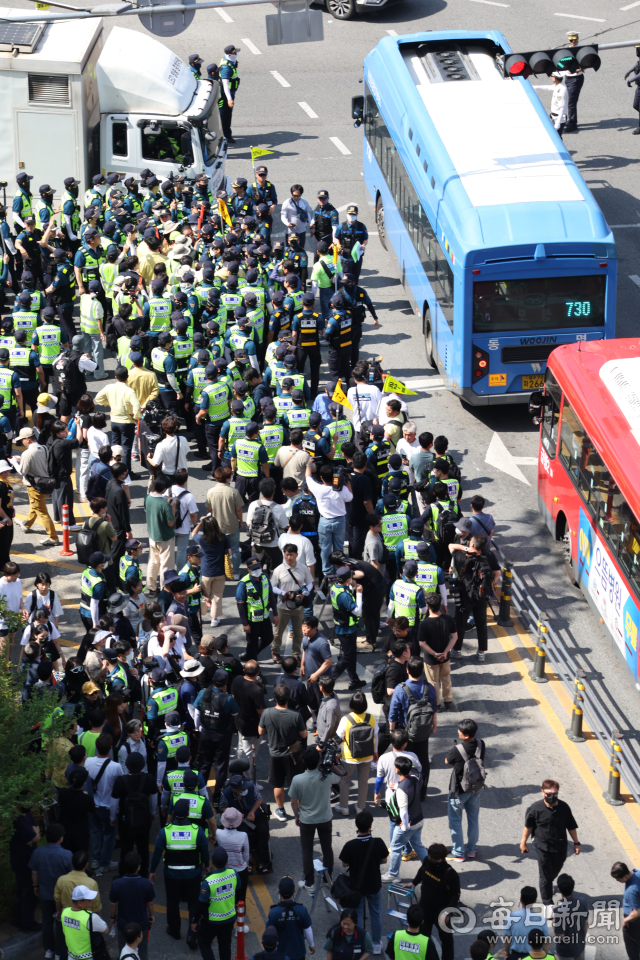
left=119, top=538, right=144, bottom=588
left=387, top=905, right=439, bottom=960
left=192, top=845, right=238, bottom=960
left=312, top=189, right=339, bottom=251
left=342, top=272, right=379, bottom=367
left=79, top=551, right=107, bottom=638
left=156, top=710, right=190, bottom=785
left=248, top=165, right=277, bottom=219
left=12, top=172, right=34, bottom=232
left=60, top=177, right=82, bottom=255
left=218, top=399, right=249, bottom=466
left=230, top=420, right=269, bottom=503
left=324, top=293, right=353, bottom=384
left=626, top=47, right=640, bottom=133
left=186, top=350, right=211, bottom=454
left=10, top=330, right=45, bottom=419
left=74, top=226, right=104, bottom=298
left=236, top=555, right=278, bottom=660
left=365, top=424, right=390, bottom=484
left=15, top=215, right=53, bottom=291
left=45, top=248, right=76, bottom=342
left=323, top=402, right=354, bottom=468
left=423, top=480, right=459, bottom=569
left=149, top=796, right=209, bottom=946
left=563, top=31, right=583, bottom=133
left=259, top=404, right=288, bottom=467
left=196, top=363, right=232, bottom=478
left=380, top=493, right=410, bottom=585
left=84, top=173, right=107, bottom=216
left=229, top=178, right=253, bottom=220
left=151, top=331, right=180, bottom=414
left=335, top=204, right=368, bottom=282
left=267, top=876, right=314, bottom=957
left=194, top=668, right=239, bottom=804
left=414, top=541, right=446, bottom=609
left=123, top=176, right=144, bottom=218
left=32, top=305, right=68, bottom=382
left=145, top=667, right=180, bottom=740
left=293, top=292, right=323, bottom=399
left=189, top=53, right=204, bottom=79
left=218, top=44, right=241, bottom=142
left=387, top=560, right=428, bottom=646
left=396, top=518, right=431, bottom=569
left=180, top=544, right=204, bottom=641
left=330, top=566, right=365, bottom=690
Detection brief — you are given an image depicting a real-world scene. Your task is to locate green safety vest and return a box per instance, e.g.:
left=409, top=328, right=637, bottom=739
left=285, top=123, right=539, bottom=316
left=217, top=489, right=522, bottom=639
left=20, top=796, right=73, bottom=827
left=99, top=262, right=117, bottom=300
left=242, top=396, right=256, bottom=420
left=218, top=55, right=239, bottom=102
left=401, top=538, right=421, bottom=561
left=204, top=867, right=237, bottom=922
left=119, top=553, right=139, bottom=585
left=201, top=381, right=231, bottom=422
left=190, top=366, right=208, bottom=403
left=160, top=730, right=189, bottom=759
left=390, top=579, right=422, bottom=625
left=415, top=561, right=440, bottom=595
left=151, top=347, right=172, bottom=385
left=234, top=437, right=262, bottom=477
left=381, top=511, right=409, bottom=547
left=259, top=422, right=284, bottom=463
left=176, top=789, right=207, bottom=821
left=245, top=284, right=266, bottom=307
left=174, top=337, right=194, bottom=375
left=225, top=416, right=247, bottom=450
left=287, top=289, right=304, bottom=314
left=37, top=324, right=62, bottom=363
left=275, top=370, right=305, bottom=392
left=245, top=307, right=265, bottom=344
left=326, top=418, right=353, bottom=461
left=61, top=191, right=81, bottom=233
left=164, top=822, right=199, bottom=870
left=180, top=562, right=202, bottom=608
left=148, top=296, right=173, bottom=331
left=330, top=582, right=359, bottom=630
left=12, top=310, right=38, bottom=334
left=241, top=573, right=270, bottom=622
left=16, top=188, right=33, bottom=219
left=228, top=327, right=251, bottom=354
left=108, top=662, right=128, bottom=689
left=286, top=405, right=311, bottom=431
left=0, top=367, right=15, bottom=409
left=84, top=187, right=104, bottom=209
left=195, top=282, right=217, bottom=306
left=0, top=336, right=15, bottom=351
left=393, top=931, right=430, bottom=960
left=10, top=345, right=35, bottom=382
left=80, top=567, right=104, bottom=608
left=117, top=336, right=133, bottom=370
left=126, top=191, right=143, bottom=214
left=61, top=908, right=92, bottom=960
left=80, top=294, right=102, bottom=335
left=220, top=292, right=242, bottom=319
left=36, top=197, right=56, bottom=229
left=264, top=342, right=279, bottom=368
left=443, top=478, right=461, bottom=501
left=429, top=500, right=458, bottom=540
left=150, top=686, right=179, bottom=716
left=20, top=289, right=44, bottom=315
left=273, top=396, right=293, bottom=419
left=80, top=244, right=104, bottom=280
left=166, top=767, right=189, bottom=794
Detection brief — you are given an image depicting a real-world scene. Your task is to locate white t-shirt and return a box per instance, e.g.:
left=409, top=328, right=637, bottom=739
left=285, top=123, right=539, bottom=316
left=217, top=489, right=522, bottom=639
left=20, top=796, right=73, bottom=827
left=88, top=427, right=110, bottom=457
left=347, top=384, right=382, bottom=432
left=395, top=437, right=420, bottom=480
left=24, top=588, right=64, bottom=621
left=0, top=578, right=22, bottom=629
left=377, top=393, right=409, bottom=424
left=167, top=485, right=198, bottom=536
left=151, top=435, right=189, bottom=474
left=21, top=621, right=62, bottom=646
left=277, top=532, right=316, bottom=570
left=148, top=631, right=189, bottom=671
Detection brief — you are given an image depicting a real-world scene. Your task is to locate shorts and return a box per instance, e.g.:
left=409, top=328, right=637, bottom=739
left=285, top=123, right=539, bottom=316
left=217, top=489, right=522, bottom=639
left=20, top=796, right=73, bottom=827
left=268, top=753, right=303, bottom=788
left=58, top=392, right=81, bottom=416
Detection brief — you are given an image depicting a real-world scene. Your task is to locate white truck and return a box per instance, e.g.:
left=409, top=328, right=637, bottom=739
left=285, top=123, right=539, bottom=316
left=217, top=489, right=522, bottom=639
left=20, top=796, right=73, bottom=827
left=0, top=13, right=227, bottom=214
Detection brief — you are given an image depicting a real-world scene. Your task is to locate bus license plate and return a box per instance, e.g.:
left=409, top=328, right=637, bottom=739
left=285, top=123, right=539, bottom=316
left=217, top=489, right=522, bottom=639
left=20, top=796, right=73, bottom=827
left=488, top=374, right=506, bottom=386
left=522, top=375, right=544, bottom=390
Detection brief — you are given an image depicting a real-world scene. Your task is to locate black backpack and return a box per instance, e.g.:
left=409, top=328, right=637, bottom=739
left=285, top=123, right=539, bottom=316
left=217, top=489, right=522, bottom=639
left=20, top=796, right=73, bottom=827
left=402, top=683, right=434, bottom=742
left=250, top=502, right=279, bottom=546
left=370, top=661, right=389, bottom=705
left=86, top=464, right=110, bottom=500
left=292, top=494, right=319, bottom=534
left=436, top=501, right=458, bottom=546
left=461, top=553, right=494, bottom=603
left=76, top=518, right=103, bottom=565
left=347, top=713, right=375, bottom=759
left=445, top=454, right=462, bottom=482
left=121, top=773, right=151, bottom=831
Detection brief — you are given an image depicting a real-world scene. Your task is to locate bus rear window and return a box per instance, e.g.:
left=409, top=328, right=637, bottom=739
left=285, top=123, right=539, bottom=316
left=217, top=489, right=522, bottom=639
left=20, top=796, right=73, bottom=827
left=473, top=275, right=606, bottom=333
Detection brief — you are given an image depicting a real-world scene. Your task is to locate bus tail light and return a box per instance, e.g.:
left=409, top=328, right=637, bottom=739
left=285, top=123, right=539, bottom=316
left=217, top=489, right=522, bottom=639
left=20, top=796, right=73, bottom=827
left=473, top=345, right=490, bottom=381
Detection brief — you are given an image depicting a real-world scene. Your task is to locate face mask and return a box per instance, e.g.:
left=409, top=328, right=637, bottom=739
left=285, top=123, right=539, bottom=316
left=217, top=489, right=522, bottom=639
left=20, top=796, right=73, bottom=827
left=69, top=186, right=78, bottom=197
left=250, top=570, right=261, bottom=578
left=347, top=214, right=357, bottom=224
left=544, top=793, right=559, bottom=804
left=228, top=53, right=237, bottom=63
left=95, top=184, right=107, bottom=195
left=180, top=282, right=192, bottom=293
left=239, top=789, right=248, bottom=796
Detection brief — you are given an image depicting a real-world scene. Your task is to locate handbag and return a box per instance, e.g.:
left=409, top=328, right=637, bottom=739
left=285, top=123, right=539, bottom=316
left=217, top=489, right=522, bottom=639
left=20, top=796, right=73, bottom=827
left=88, top=912, right=110, bottom=960
left=27, top=474, right=56, bottom=494
left=224, top=553, right=233, bottom=580
left=331, top=833, right=376, bottom=908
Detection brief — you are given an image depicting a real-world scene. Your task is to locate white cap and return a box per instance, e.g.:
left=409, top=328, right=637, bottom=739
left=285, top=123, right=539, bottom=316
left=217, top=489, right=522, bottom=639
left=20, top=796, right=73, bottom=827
left=72, top=884, right=98, bottom=901
left=0, top=460, right=11, bottom=473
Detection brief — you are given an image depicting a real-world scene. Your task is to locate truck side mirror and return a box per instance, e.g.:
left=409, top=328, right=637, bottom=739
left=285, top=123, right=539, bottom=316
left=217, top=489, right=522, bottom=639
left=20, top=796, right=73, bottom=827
left=352, top=95, right=364, bottom=128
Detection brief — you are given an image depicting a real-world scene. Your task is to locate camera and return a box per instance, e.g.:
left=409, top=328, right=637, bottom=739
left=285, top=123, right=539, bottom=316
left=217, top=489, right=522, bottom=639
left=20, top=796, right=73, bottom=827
left=332, top=467, right=349, bottom=491
left=318, top=736, right=344, bottom=780
left=284, top=590, right=305, bottom=609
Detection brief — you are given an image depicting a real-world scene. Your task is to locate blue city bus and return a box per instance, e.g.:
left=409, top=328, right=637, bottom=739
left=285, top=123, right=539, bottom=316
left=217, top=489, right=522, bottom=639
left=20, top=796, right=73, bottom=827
left=359, top=31, right=617, bottom=405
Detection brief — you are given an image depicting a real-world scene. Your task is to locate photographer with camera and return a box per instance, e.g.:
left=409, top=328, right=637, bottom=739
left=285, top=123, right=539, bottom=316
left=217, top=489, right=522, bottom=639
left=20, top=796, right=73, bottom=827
left=289, top=745, right=343, bottom=892
left=305, top=462, right=353, bottom=579
left=271, top=544, right=313, bottom=663
left=330, top=551, right=385, bottom=653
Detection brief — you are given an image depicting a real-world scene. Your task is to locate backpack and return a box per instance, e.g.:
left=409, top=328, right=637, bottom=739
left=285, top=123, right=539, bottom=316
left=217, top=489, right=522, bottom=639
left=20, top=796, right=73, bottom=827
left=54, top=351, right=82, bottom=396
left=173, top=489, right=190, bottom=530
left=402, top=683, right=434, bottom=742
left=292, top=494, right=319, bottom=534
left=436, top=501, right=458, bottom=546
left=347, top=713, right=375, bottom=759
left=76, top=517, right=103, bottom=565
left=250, top=502, right=278, bottom=546
left=461, top=553, right=494, bottom=603
left=121, top=773, right=151, bottom=831
left=456, top=739, right=486, bottom=793
left=370, top=661, right=388, bottom=705
left=86, top=463, right=110, bottom=500
left=445, top=455, right=462, bottom=482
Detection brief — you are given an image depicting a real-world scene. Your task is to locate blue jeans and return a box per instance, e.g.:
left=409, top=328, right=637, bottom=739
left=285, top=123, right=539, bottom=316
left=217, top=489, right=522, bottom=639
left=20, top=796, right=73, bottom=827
left=389, top=818, right=411, bottom=854
left=319, top=286, right=334, bottom=322
left=356, top=889, right=382, bottom=945
left=319, top=515, right=345, bottom=577
left=227, top=528, right=241, bottom=575
left=82, top=332, right=105, bottom=377
left=91, top=805, right=117, bottom=868
left=389, top=823, right=428, bottom=876
left=448, top=790, right=481, bottom=857
left=174, top=532, right=190, bottom=572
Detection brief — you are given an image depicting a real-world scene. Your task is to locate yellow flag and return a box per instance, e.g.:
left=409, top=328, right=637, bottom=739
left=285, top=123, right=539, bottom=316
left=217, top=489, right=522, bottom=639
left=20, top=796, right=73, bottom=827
left=251, top=147, right=274, bottom=164
left=218, top=198, right=233, bottom=229
left=332, top=244, right=339, bottom=264
left=382, top=374, right=418, bottom=396
left=332, top=379, right=353, bottom=411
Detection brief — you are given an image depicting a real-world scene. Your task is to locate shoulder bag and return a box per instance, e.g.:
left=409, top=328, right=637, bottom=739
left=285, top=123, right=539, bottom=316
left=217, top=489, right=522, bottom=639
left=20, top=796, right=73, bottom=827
left=331, top=835, right=376, bottom=908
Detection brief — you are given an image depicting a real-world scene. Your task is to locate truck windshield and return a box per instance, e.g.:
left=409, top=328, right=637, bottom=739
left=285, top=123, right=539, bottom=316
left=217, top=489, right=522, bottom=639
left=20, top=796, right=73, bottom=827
left=142, top=124, right=192, bottom=165
left=200, top=98, right=221, bottom=165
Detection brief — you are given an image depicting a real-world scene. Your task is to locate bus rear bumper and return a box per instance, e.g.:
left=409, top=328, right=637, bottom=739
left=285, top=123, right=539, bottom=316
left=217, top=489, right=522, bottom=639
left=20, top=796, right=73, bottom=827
left=455, top=387, right=530, bottom=407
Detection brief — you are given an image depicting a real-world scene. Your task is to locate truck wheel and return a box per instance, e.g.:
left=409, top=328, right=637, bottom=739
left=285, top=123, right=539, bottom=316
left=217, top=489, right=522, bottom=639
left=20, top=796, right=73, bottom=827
left=326, top=0, right=356, bottom=17
left=376, top=196, right=387, bottom=250
left=424, top=317, right=437, bottom=370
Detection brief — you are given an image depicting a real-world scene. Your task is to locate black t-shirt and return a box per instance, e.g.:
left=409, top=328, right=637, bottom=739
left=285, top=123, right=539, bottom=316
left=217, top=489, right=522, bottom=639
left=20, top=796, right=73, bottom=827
left=79, top=413, right=92, bottom=450
left=231, top=675, right=266, bottom=737
left=445, top=738, right=486, bottom=798
left=418, top=615, right=457, bottom=665
left=339, top=835, right=389, bottom=895
left=352, top=559, right=384, bottom=597
left=49, top=437, right=79, bottom=480
left=524, top=799, right=578, bottom=854
left=348, top=472, right=374, bottom=526
left=276, top=673, right=310, bottom=720
left=112, top=772, right=157, bottom=824
left=385, top=660, right=408, bottom=696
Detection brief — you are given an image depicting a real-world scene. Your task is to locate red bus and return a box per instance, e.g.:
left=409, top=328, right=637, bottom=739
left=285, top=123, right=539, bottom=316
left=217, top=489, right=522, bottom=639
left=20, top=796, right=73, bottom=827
left=532, top=339, right=640, bottom=684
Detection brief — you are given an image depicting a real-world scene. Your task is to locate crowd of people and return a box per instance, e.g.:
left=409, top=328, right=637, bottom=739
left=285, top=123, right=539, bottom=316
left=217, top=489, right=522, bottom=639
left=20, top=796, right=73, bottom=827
left=3, top=128, right=633, bottom=960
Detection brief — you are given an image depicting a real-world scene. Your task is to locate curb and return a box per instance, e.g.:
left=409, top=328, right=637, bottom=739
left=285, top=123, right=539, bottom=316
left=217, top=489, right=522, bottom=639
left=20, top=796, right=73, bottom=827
left=0, top=930, right=41, bottom=960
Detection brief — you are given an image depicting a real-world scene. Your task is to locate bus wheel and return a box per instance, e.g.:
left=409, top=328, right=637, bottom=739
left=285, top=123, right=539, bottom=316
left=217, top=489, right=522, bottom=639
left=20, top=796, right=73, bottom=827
left=326, top=0, right=355, bottom=18
left=562, top=530, right=579, bottom=587
left=376, top=197, right=387, bottom=250
left=424, top=317, right=437, bottom=370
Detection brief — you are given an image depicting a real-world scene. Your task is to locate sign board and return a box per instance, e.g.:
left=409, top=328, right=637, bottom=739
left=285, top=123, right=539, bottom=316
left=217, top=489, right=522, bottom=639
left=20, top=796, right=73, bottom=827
left=138, top=0, right=195, bottom=38
left=266, top=1, right=323, bottom=45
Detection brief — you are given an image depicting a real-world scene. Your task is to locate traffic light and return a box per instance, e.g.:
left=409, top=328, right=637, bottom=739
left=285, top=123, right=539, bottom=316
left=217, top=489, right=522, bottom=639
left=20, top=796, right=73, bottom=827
left=503, top=45, right=600, bottom=79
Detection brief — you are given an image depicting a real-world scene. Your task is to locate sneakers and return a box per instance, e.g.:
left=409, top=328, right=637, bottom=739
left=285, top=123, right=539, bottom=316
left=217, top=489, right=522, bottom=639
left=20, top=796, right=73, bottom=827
left=336, top=806, right=349, bottom=816
left=477, top=651, right=486, bottom=662
left=16, top=519, right=29, bottom=533
left=401, top=850, right=418, bottom=862
left=444, top=702, right=453, bottom=711
left=446, top=854, right=465, bottom=862
left=45, top=951, right=54, bottom=959
left=211, top=619, right=221, bottom=627
left=451, top=650, right=463, bottom=660
left=302, top=883, right=315, bottom=894
left=348, top=678, right=367, bottom=691
left=373, top=945, right=382, bottom=955
left=91, top=859, right=100, bottom=869
left=40, top=538, right=60, bottom=547
left=274, top=807, right=287, bottom=821
left=69, top=524, right=82, bottom=532
left=466, top=852, right=476, bottom=859
left=381, top=872, right=398, bottom=882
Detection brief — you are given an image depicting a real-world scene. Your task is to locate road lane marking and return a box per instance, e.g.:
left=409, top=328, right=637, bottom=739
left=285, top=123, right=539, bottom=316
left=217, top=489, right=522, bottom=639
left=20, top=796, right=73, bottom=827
left=554, top=12, right=606, bottom=20
left=612, top=224, right=640, bottom=228
left=486, top=431, right=530, bottom=485
left=215, top=6, right=234, bottom=20
left=621, top=0, right=640, bottom=9
left=330, top=136, right=351, bottom=155
left=630, top=275, right=640, bottom=287
left=386, top=28, right=398, bottom=34
left=469, top=0, right=510, bottom=6
left=298, top=101, right=318, bottom=118
left=242, top=38, right=262, bottom=54
left=270, top=70, right=290, bottom=87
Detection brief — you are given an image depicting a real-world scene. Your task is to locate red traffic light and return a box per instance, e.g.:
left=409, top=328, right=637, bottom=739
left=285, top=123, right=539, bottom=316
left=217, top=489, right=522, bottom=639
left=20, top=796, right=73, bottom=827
left=502, top=44, right=600, bottom=78
left=505, top=54, right=531, bottom=78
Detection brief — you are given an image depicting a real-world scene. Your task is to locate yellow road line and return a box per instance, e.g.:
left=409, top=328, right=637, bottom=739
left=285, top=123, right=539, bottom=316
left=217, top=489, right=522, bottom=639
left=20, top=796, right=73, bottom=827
left=153, top=903, right=190, bottom=919
left=250, top=874, right=274, bottom=917
left=491, top=621, right=640, bottom=863
left=245, top=884, right=264, bottom=927
left=11, top=552, right=80, bottom=571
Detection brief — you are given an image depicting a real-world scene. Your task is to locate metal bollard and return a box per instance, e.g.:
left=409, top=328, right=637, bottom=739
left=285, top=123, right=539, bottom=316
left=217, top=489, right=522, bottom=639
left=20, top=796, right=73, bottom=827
left=60, top=504, right=73, bottom=557
left=233, top=900, right=249, bottom=960
left=565, top=670, right=587, bottom=742
left=529, top=613, right=549, bottom=683
left=496, top=560, right=513, bottom=626
left=603, top=731, right=625, bottom=806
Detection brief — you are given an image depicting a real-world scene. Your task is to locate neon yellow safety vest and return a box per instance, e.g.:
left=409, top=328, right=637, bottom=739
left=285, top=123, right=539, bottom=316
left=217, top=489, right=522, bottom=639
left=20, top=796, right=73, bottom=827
left=35, top=198, right=57, bottom=230
left=176, top=790, right=207, bottom=821
left=415, top=561, right=440, bottom=595
left=330, top=583, right=359, bottom=630
left=234, top=437, right=262, bottom=477
left=80, top=294, right=102, bottom=335
left=273, top=396, right=293, bottom=417
left=108, top=662, right=128, bottom=689
left=190, top=366, right=208, bottom=403
left=151, top=347, right=171, bottom=382
left=326, top=418, right=353, bottom=461
left=390, top=579, right=422, bottom=625
left=148, top=297, right=173, bottom=332
left=99, top=262, right=117, bottom=300
left=12, top=310, right=38, bottom=334
left=16, top=188, right=33, bottom=219
left=173, top=338, right=194, bottom=374
left=246, top=307, right=264, bottom=344
left=166, top=768, right=189, bottom=794
left=119, top=554, right=139, bottom=585
left=150, top=686, right=179, bottom=716
left=0, top=367, right=16, bottom=408
left=286, top=405, right=311, bottom=431
left=163, top=822, right=199, bottom=870
left=80, top=567, right=103, bottom=608
left=241, top=573, right=270, bottom=622
left=117, top=336, right=133, bottom=370
left=401, top=538, right=421, bottom=561
left=36, top=324, right=62, bottom=363
left=204, top=867, right=237, bottom=922
left=381, top=511, right=409, bottom=547
left=61, top=191, right=81, bottom=234
left=60, top=908, right=92, bottom=960
left=159, top=730, right=189, bottom=758
left=225, top=417, right=247, bottom=450
left=201, top=381, right=231, bottom=422
left=392, top=931, right=430, bottom=960
left=259, top=423, right=284, bottom=463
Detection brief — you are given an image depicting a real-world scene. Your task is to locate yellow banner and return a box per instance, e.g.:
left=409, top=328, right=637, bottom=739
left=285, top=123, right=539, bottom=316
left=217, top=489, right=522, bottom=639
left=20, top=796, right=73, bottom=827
left=218, top=198, right=233, bottom=228
left=251, top=147, right=274, bottom=164
left=382, top=374, right=418, bottom=396
left=332, top=379, right=352, bottom=411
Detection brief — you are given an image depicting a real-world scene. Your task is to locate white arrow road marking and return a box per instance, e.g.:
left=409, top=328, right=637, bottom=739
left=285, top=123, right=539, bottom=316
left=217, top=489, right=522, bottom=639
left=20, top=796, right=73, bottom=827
left=485, top=432, right=530, bottom=485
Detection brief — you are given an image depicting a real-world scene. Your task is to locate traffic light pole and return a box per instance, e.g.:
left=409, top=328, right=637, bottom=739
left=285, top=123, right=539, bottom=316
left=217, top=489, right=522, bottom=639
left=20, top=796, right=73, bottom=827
left=599, top=40, right=640, bottom=49
left=0, top=0, right=281, bottom=21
